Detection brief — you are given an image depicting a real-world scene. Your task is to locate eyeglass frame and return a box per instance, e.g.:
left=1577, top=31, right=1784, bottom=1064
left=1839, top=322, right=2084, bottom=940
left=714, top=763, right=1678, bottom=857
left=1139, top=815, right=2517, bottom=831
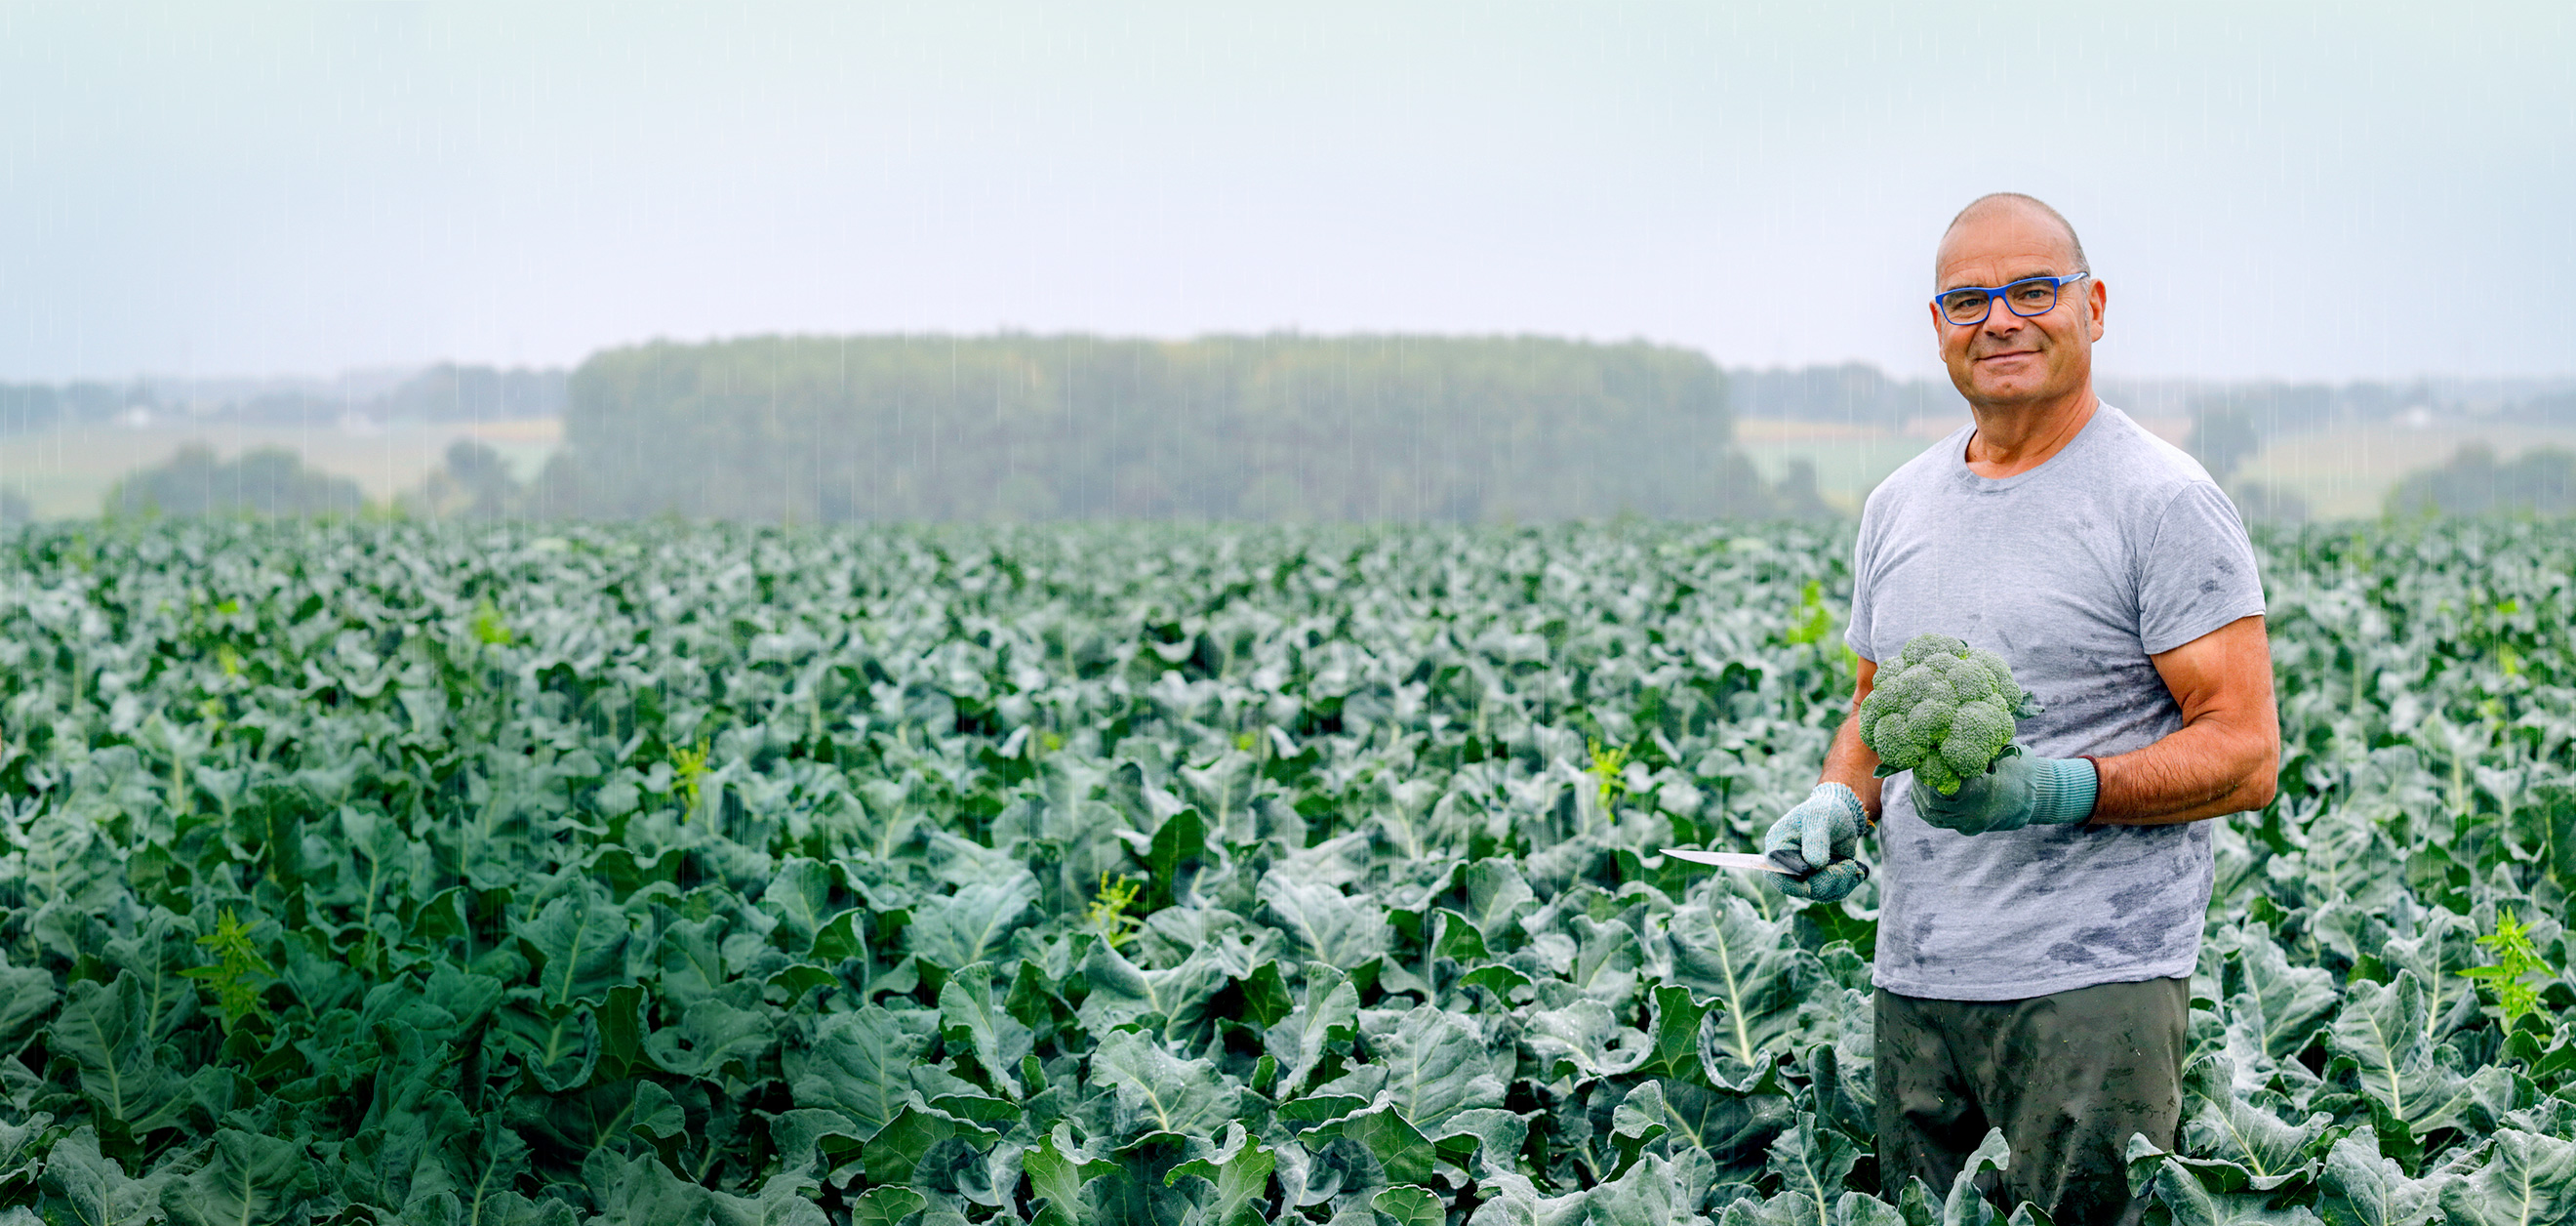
left=1930, top=271, right=2093, bottom=327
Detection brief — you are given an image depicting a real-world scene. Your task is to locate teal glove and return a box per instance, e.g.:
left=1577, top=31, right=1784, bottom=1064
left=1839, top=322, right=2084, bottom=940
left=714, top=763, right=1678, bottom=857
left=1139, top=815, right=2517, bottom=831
left=1780, top=858, right=1872, bottom=904
left=1763, top=783, right=1872, bottom=902
left=1910, top=753, right=2097, bottom=836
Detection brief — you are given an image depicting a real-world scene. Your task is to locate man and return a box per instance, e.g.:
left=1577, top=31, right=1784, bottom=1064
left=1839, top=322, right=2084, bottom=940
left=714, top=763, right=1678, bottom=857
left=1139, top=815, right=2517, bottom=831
left=1761, top=193, right=2277, bottom=1226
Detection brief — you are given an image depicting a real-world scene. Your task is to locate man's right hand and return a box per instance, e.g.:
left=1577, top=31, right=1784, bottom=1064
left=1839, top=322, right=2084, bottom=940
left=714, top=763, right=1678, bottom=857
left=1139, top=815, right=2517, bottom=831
left=1761, top=783, right=1870, bottom=902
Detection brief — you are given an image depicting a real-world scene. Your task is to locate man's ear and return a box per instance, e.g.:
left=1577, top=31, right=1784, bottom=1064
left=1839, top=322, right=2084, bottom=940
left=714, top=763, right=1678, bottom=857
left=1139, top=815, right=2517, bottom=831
left=2086, top=277, right=2108, bottom=342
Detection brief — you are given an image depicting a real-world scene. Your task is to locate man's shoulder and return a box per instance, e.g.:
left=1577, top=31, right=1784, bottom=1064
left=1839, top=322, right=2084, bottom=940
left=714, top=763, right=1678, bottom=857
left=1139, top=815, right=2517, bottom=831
left=1857, top=423, right=1976, bottom=520
left=2084, top=405, right=2222, bottom=495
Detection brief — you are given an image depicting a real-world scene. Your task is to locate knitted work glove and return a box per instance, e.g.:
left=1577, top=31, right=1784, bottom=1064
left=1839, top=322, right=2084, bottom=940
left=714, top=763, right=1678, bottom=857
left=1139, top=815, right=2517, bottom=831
left=1910, top=753, right=2097, bottom=836
left=1762, top=783, right=1872, bottom=902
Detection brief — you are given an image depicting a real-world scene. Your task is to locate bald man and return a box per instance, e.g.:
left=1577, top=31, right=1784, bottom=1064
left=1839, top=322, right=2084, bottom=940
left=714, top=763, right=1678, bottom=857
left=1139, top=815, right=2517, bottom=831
left=1755, top=193, right=2277, bottom=1226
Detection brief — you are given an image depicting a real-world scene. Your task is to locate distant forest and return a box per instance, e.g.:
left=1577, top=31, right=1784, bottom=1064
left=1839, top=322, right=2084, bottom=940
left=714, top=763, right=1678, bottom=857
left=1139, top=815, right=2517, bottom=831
left=41, top=345, right=2576, bottom=522
left=523, top=335, right=1826, bottom=522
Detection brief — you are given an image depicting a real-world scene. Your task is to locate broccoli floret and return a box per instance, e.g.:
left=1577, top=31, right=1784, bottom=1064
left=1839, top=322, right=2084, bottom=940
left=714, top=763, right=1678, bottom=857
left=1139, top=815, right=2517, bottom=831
left=1867, top=701, right=1934, bottom=770
left=1939, top=697, right=2015, bottom=776
left=1862, top=632, right=2040, bottom=795
left=1900, top=633, right=1967, bottom=666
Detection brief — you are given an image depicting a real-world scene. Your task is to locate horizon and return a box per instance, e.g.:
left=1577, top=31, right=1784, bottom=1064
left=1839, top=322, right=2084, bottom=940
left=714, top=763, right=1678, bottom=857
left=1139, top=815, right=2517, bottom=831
left=29, top=338, right=2576, bottom=407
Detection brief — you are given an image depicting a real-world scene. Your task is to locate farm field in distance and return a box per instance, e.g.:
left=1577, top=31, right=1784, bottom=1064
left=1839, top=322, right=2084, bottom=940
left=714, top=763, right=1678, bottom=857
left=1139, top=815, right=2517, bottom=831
left=0, top=418, right=563, bottom=519
left=1735, top=415, right=2576, bottom=519
left=0, top=519, right=2563, bottom=1224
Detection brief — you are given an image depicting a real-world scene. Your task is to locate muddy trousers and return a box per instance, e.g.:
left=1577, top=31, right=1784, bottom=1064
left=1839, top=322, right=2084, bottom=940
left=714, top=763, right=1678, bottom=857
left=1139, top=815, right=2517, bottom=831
left=1872, top=977, right=2190, bottom=1226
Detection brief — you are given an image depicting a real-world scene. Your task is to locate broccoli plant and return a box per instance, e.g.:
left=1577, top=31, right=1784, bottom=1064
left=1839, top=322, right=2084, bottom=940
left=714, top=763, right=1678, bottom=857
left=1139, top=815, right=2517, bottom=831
left=1859, top=632, right=2043, bottom=796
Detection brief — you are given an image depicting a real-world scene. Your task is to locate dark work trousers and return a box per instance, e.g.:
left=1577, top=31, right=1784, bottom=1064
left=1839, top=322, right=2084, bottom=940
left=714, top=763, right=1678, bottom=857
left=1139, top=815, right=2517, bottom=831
left=1872, top=976, right=2190, bottom=1226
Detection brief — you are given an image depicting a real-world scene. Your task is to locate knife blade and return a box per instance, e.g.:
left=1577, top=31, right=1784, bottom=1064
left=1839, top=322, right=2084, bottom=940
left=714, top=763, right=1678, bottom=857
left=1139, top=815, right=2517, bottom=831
left=1661, top=848, right=1802, bottom=875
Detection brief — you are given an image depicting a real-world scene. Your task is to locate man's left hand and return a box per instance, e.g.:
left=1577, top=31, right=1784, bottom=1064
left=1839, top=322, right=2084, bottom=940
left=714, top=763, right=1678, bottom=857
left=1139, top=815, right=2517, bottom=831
left=1911, top=752, right=2098, bottom=836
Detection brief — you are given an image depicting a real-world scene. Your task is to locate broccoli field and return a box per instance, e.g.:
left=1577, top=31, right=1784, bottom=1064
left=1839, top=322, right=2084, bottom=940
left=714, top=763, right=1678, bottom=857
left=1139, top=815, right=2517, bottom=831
left=0, top=519, right=2564, bottom=1226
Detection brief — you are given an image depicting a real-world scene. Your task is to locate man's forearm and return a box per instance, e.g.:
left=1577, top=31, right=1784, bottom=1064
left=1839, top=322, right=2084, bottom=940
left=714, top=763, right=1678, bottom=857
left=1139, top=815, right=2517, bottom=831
left=1820, top=706, right=1885, bottom=819
left=2087, top=715, right=2276, bottom=826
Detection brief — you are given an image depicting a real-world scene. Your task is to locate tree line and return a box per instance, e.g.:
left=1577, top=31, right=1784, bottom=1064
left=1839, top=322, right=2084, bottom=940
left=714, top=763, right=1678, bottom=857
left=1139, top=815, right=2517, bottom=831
left=516, top=334, right=1823, bottom=522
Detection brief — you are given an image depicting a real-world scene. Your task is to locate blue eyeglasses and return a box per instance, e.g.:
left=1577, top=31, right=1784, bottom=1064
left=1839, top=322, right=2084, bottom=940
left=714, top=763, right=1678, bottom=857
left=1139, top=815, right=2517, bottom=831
left=1932, top=272, right=2091, bottom=326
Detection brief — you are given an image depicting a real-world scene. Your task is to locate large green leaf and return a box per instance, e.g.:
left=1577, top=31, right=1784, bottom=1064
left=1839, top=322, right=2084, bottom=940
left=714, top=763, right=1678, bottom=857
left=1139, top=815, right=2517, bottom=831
left=162, top=1129, right=320, bottom=1226
left=2149, top=1156, right=2328, bottom=1226
left=1459, top=858, right=1538, bottom=948
left=1666, top=895, right=1813, bottom=1067
left=1361, top=1003, right=1509, bottom=1134
left=2437, top=1128, right=2576, bottom=1226
left=1262, top=961, right=1358, bottom=1099
left=784, top=1004, right=935, bottom=1140
left=643, top=997, right=776, bottom=1082
left=2178, top=1056, right=2332, bottom=1191
left=1166, top=1124, right=1276, bottom=1226
left=38, top=1126, right=170, bottom=1226
left=2226, top=924, right=2341, bottom=1063
left=2326, top=972, right=2480, bottom=1135
left=0, top=963, right=59, bottom=1048
left=1590, top=1152, right=1715, bottom=1226
left=1626, top=1078, right=1790, bottom=1185
left=1025, top=1125, right=1117, bottom=1226
left=1313, top=1105, right=1435, bottom=1186
left=760, top=856, right=840, bottom=956
left=1765, top=1113, right=1860, bottom=1226
left=47, top=974, right=189, bottom=1136
left=1568, top=915, right=1644, bottom=1005
left=1089, top=1028, right=1243, bottom=1142
left=1371, top=1185, right=1445, bottom=1226
left=583, top=1150, right=710, bottom=1224
left=1256, top=874, right=1392, bottom=970
left=2314, top=1130, right=2446, bottom=1226
left=512, top=885, right=634, bottom=1009
left=940, top=962, right=1034, bottom=1098
left=906, top=874, right=1040, bottom=971
left=1640, top=984, right=1718, bottom=1084
left=2371, top=912, right=2483, bottom=1043
left=1075, top=941, right=1228, bottom=1042
left=1524, top=998, right=1649, bottom=1083
left=1941, top=1129, right=2013, bottom=1226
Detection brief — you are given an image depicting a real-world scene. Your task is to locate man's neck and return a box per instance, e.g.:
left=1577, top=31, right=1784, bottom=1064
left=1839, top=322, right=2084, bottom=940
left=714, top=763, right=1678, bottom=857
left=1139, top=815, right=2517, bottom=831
left=1963, top=386, right=2098, bottom=479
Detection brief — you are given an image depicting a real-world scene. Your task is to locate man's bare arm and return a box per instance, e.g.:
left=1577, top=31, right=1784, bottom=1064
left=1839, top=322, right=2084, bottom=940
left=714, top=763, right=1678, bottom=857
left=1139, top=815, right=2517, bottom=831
left=2090, top=615, right=2278, bottom=825
left=1820, top=656, right=1885, bottom=818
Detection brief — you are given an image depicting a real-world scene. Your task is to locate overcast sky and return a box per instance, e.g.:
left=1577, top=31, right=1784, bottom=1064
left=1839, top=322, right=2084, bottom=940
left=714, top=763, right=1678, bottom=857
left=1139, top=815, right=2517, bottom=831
left=1, top=2, right=2567, bottom=385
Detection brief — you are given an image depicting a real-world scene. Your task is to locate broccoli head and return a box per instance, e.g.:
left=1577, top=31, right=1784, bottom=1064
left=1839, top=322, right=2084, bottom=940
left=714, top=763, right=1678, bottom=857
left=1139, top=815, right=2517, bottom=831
left=1858, top=633, right=2043, bottom=796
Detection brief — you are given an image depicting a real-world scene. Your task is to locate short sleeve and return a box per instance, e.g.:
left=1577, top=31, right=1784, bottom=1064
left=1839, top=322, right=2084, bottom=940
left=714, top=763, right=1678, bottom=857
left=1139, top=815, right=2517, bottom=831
left=1843, top=498, right=1880, bottom=661
left=2135, top=481, right=2266, bottom=655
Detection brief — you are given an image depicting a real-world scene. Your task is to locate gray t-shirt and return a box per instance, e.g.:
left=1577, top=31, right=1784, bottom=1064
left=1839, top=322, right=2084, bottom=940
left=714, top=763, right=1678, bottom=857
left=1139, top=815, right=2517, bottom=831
left=1847, top=404, right=2265, bottom=1001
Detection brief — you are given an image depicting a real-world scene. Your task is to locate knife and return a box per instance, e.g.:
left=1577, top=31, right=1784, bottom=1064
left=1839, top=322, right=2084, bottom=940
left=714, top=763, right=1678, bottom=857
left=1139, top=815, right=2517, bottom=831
left=1661, top=847, right=1863, bottom=880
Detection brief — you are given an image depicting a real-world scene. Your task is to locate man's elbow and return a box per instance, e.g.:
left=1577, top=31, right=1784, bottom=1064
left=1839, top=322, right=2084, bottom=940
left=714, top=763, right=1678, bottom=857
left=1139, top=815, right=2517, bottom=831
left=2236, top=738, right=2280, bottom=812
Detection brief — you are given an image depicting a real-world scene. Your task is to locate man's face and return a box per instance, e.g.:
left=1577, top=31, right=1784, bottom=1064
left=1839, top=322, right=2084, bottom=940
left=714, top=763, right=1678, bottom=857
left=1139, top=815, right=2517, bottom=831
left=1931, top=204, right=2107, bottom=409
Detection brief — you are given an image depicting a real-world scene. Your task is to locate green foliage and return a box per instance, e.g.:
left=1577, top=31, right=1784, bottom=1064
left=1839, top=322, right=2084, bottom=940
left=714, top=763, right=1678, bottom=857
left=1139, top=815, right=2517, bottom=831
left=1857, top=632, right=2041, bottom=795
left=0, top=517, right=2554, bottom=1225
left=470, top=594, right=514, bottom=645
left=2458, top=908, right=2554, bottom=1032
left=102, top=444, right=367, bottom=517
left=181, top=908, right=273, bottom=1034
left=539, top=333, right=1829, bottom=522
left=668, top=738, right=710, bottom=822
left=1784, top=579, right=1835, bottom=645
left=1084, top=873, right=1145, bottom=949
left=1590, top=738, right=1632, bottom=812
left=2387, top=444, right=2576, bottom=517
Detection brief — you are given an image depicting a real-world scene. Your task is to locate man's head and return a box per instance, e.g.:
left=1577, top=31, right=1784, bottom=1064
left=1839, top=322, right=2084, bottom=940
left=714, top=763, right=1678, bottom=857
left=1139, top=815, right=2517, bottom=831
left=1931, top=193, right=2106, bottom=411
